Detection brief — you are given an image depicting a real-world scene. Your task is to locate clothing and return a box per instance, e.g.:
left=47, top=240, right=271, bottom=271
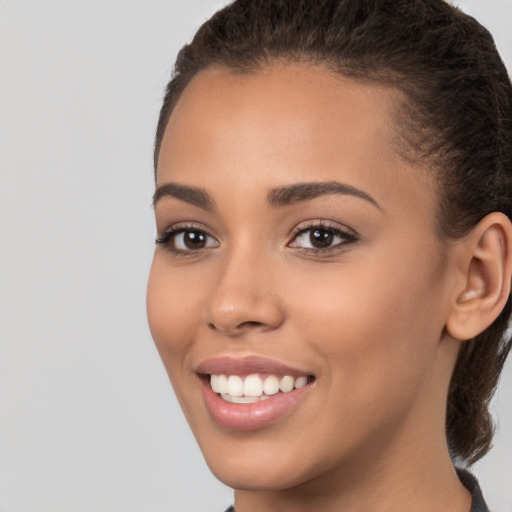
left=223, top=469, right=489, bottom=512
left=457, top=469, right=490, bottom=512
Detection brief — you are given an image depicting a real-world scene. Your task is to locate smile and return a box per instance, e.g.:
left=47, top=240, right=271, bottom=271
left=196, top=356, right=315, bottom=430
left=210, top=373, right=310, bottom=403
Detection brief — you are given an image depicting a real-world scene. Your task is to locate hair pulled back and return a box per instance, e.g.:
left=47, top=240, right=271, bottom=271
left=154, top=0, right=512, bottom=464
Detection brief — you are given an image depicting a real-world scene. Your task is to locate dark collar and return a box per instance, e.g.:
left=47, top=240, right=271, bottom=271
left=457, top=468, right=490, bottom=512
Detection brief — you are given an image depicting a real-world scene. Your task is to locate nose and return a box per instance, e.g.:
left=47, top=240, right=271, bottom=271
left=204, top=248, right=285, bottom=337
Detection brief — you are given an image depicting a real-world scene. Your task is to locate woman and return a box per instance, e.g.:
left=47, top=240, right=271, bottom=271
left=147, top=1, right=512, bottom=510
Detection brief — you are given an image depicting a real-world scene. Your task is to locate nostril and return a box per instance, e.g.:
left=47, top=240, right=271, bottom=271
left=239, top=321, right=264, bottom=329
left=208, top=320, right=264, bottom=331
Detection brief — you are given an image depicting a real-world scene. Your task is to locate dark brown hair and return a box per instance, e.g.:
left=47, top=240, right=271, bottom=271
left=154, top=0, right=512, bottom=464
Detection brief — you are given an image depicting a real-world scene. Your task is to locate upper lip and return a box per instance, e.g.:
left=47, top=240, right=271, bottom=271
left=195, top=355, right=313, bottom=377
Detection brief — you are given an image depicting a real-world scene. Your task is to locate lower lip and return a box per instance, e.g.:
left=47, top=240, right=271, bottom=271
left=200, top=378, right=312, bottom=431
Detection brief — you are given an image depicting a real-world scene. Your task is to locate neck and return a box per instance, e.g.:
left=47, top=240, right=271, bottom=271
left=233, top=445, right=471, bottom=512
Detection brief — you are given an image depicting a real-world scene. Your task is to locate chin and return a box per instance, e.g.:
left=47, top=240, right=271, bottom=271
left=194, top=427, right=329, bottom=492
left=206, top=457, right=308, bottom=492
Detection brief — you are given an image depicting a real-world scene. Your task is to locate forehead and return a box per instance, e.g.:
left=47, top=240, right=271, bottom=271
left=157, top=63, right=435, bottom=221
left=160, top=63, right=401, bottom=173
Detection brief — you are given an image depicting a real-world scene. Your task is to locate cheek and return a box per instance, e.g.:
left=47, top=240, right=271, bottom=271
left=146, top=256, right=201, bottom=368
left=291, top=247, right=446, bottom=405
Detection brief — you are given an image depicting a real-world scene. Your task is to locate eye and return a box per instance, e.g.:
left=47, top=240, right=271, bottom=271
left=156, top=226, right=219, bottom=253
left=289, top=223, right=357, bottom=251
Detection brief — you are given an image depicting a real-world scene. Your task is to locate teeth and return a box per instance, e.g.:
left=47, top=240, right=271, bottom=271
left=217, top=374, right=228, bottom=394
left=220, top=394, right=271, bottom=403
left=226, top=375, right=244, bottom=397
left=279, top=375, right=294, bottom=393
left=244, top=374, right=263, bottom=397
left=211, top=374, right=220, bottom=393
left=210, top=373, right=310, bottom=401
left=294, top=376, right=308, bottom=389
left=263, top=375, right=280, bottom=395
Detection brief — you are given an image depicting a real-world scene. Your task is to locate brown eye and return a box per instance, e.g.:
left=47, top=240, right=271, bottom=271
left=289, top=225, right=357, bottom=251
left=173, top=229, right=219, bottom=251
left=309, top=229, right=334, bottom=248
left=180, top=230, right=208, bottom=249
left=156, top=228, right=219, bottom=253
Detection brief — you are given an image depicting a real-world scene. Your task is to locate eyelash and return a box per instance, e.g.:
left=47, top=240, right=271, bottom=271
left=155, top=221, right=358, bottom=256
left=155, top=223, right=218, bottom=256
left=289, top=221, right=358, bottom=254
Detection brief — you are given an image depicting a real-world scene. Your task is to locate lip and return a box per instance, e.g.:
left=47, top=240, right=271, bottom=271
left=196, top=356, right=314, bottom=430
left=195, top=355, right=312, bottom=378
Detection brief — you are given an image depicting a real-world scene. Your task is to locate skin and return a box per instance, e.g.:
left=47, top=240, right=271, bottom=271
left=147, top=63, right=475, bottom=512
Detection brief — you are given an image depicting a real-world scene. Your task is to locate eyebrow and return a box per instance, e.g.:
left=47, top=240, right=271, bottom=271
left=153, top=180, right=381, bottom=211
left=153, top=182, right=215, bottom=210
left=267, top=181, right=381, bottom=210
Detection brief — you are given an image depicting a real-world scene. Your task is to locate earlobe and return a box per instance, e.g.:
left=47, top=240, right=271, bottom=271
left=446, top=212, right=512, bottom=341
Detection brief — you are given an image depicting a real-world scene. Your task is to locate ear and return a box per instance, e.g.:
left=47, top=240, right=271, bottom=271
left=446, top=212, right=512, bottom=341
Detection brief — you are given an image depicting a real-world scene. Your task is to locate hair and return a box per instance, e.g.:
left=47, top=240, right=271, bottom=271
left=154, top=0, right=512, bottom=464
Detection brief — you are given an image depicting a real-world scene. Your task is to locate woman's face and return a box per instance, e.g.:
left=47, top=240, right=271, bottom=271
left=147, top=64, right=458, bottom=491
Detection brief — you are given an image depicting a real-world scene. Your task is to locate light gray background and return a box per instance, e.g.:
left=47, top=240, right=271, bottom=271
left=0, top=1, right=511, bottom=511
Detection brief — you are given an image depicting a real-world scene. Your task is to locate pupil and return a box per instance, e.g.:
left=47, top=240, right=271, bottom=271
left=184, top=231, right=206, bottom=249
left=310, top=229, right=333, bottom=248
